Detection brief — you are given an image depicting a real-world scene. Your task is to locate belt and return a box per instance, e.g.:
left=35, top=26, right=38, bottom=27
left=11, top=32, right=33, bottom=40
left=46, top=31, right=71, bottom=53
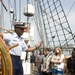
left=10, top=54, right=20, bottom=58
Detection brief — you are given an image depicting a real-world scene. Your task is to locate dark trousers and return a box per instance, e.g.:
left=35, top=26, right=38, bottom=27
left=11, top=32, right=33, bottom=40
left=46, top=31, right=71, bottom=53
left=68, top=72, right=75, bottom=75
left=42, top=72, right=47, bottom=75
left=38, top=67, right=42, bottom=75
left=47, top=72, right=52, bottom=75
left=10, top=55, right=23, bottom=75
left=42, top=72, right=52, bottom=75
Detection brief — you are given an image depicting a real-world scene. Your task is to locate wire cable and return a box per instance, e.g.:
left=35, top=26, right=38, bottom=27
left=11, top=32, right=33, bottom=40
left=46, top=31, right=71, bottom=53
left=66, top=0, right=75, bottom=16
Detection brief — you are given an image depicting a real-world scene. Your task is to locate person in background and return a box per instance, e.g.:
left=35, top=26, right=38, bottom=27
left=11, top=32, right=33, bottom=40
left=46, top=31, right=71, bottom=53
left=30, top=51, right=35, bottom=69
left=0, top=21, right=41, bottom=75
left=41, top=48, right=52, bottom=75
left=67, top=48, right=75, bottom=75
left=35, top=48, right=45, bottom=75
left=51, top=47, right=64, bottom=75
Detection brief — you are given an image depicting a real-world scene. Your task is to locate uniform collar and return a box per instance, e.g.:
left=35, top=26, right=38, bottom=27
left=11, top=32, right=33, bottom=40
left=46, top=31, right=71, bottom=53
left=12, top=32, right=18, bottom=37
left=12, top=32, right=23, bottom=39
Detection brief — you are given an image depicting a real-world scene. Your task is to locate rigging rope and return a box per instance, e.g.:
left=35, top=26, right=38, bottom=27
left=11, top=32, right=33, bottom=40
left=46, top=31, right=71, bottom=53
left=8, top=0, right=13, bottom=8
left=19, top=0, right=21, bottom=21
left=14, top=0, right=17, bottom=20
left=33, top=0, right=45, bottom=47
left=8, top=0, right=11, bottom=29
left=0, top=0, right=8, bottom=11
left=66, top=0, right=75, bottom=16
left=43, top=0, right=75, bottom=47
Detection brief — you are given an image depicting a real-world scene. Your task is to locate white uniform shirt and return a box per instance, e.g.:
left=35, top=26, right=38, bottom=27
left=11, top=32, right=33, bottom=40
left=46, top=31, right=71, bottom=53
left=3, top=32, right=28, bottom=56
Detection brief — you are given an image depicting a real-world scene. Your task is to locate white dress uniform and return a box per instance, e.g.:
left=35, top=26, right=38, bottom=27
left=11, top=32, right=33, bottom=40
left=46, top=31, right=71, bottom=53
left=3, top=32, right=28, bottom=75
left=3, top=32, right=28, bottom=56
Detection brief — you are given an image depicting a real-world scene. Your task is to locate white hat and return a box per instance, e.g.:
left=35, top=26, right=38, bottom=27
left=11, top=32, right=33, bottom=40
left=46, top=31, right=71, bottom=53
left=13, top=21, right=26, bottom=28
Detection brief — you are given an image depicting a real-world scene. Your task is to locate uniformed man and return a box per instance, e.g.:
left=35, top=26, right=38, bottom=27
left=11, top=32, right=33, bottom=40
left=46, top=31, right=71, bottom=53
left=0, top=21, right=41, bottom=75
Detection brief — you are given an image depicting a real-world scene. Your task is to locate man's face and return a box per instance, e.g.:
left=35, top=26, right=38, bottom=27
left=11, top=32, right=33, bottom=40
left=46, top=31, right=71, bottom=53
left=15, top=27, right=24, bottom=36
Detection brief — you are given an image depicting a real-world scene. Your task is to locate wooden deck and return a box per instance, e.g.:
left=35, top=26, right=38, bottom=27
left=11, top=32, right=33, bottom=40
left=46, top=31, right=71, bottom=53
left=31, top=66, right=39, bottom=75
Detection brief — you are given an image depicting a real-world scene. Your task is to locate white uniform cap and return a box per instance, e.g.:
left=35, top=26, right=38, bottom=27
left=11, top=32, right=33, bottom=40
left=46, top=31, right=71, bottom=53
left=13, top=21, right=26, bottom=28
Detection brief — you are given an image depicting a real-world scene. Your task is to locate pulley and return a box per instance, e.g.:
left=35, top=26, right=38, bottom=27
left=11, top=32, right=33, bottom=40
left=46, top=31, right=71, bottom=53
left=10, top=8, right=14, bottom=13
left=24, top=4, right=35, bottom=17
